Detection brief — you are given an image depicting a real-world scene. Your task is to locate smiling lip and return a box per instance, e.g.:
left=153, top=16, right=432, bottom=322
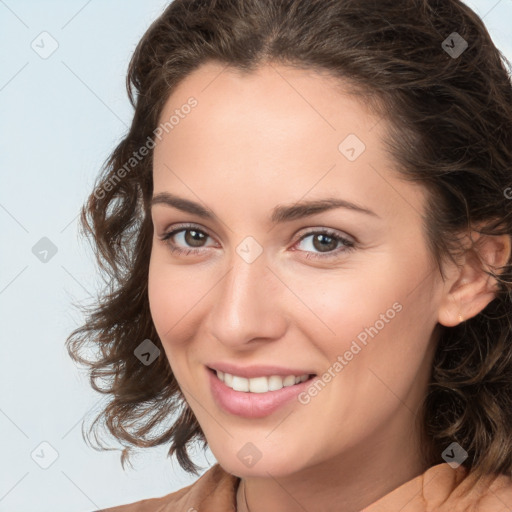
left=207, top=366, right=316, bottom=418
left=206, top=362, right=315, bottom=378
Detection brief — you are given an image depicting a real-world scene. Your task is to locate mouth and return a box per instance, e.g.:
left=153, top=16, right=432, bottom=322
left=207, top=366, right=317, bottom=393
left=206, top=366, right=318, bottom=418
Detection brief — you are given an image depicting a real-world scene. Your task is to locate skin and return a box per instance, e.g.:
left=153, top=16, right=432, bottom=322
left=147, top=61, right=510, bottom=512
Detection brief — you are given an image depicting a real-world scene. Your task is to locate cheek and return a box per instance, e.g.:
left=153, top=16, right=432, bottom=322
left=147, top=255, right=202, bottom=385
left=311, top=252, right=434, bottom=369
left=148, top=255, right=172, bottom=335
left=290, top=262, right=399, bottom=345
left=147, top=251, right=199, bottom=347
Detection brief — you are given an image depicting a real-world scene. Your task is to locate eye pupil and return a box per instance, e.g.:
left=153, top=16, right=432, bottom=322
left=313, top=234, right=337, bottom=252
left=185, top=229, right=206, bottom=247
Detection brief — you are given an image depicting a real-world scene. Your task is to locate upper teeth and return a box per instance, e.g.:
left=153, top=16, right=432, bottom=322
left=216, top=370, right=309, bottom=393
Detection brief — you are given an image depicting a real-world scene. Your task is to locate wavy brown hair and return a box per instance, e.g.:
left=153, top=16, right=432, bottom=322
left=66, top=0, right=512, bottom=483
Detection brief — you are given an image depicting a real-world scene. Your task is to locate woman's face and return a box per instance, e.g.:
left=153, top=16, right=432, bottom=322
left=148, top=61, right=446, bottom=477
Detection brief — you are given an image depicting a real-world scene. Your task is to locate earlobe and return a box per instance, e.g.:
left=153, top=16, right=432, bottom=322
left=437, top=232, right=511, bottom=327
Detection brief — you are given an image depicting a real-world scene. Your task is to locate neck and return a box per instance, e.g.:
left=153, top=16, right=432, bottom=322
left=236, top=416, right=429, bottom=512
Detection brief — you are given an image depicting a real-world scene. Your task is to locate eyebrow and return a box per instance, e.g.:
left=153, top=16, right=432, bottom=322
left=150, top=192, right=379, bottom=223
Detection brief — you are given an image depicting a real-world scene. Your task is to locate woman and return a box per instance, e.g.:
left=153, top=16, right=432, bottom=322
left=66, top=0, right=512, bottom=510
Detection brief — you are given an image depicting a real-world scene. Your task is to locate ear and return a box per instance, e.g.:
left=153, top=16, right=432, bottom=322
left=437, top=231, right=511, bottom=327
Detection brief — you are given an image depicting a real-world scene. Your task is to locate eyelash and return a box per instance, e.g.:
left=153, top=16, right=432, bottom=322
left=159, top=223, right=355, bottom=260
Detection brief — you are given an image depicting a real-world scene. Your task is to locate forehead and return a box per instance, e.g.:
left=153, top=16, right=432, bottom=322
left=156, top=61, right=380, bottom=147
left=152, top=61, right=426, bottom=224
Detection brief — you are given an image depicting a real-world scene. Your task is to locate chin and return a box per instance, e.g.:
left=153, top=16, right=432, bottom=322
left=215, top=450, right=305, bottom=479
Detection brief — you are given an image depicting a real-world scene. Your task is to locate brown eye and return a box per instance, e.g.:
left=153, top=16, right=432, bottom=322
left=160, top=224, right=215, bottom=256
left=311, top=233, right=338, bottom=252
left=183, top=229, right=207, bottom=247
left=294, top=229, right=355, bottom=260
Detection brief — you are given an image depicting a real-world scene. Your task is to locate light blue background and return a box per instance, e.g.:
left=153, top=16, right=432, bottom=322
left=0, top=1, right=511, bottom=511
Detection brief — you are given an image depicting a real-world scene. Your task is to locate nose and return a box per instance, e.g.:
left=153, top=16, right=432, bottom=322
left=206, top=250, right=288, bottom=349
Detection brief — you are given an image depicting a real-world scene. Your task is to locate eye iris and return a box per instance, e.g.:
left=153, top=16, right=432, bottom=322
left=312, top=234, right=337, bottom=252
left=185, top=229, right=206, bottom=247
